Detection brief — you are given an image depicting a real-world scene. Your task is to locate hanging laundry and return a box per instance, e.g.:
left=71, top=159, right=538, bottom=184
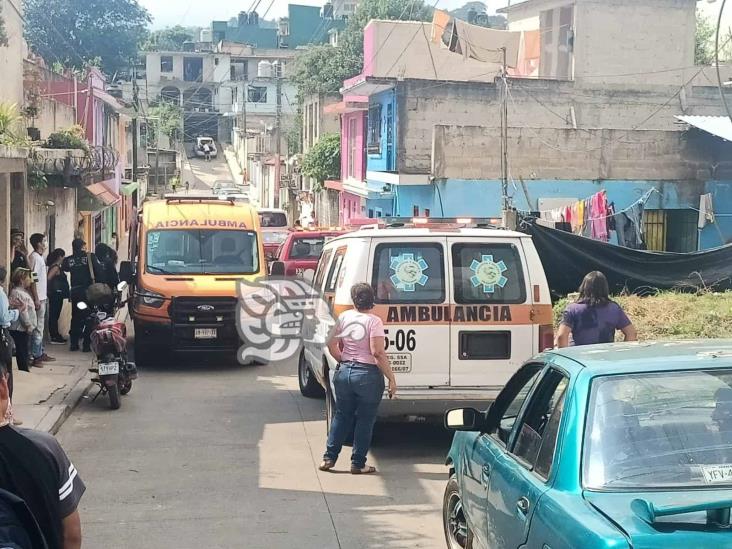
left=445, top=19, right=522, bottom=67
left=575, top=200, right=585, bottom=235
left=613, top=204, right=645, bottom=250
left=590, top=191, right=609, bottom=242
left=625, top=203, right=646, bottom=249
left=698, top=193, right=715, bottom=229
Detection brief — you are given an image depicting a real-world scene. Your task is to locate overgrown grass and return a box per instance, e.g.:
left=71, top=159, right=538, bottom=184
left=553, top=291, right=732, bottom=340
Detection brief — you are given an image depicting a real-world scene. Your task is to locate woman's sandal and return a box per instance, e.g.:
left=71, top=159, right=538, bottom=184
left=350, top=465, right=377, bottom=475
left=319, top=460, right=336, bottom=472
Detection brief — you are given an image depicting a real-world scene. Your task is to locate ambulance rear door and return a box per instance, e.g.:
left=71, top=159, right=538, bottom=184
left=369, top=237, right=450, bottom=388
left=446, top=236, right=534, bottom=389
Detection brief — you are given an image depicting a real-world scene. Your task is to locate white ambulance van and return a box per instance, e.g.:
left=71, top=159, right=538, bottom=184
left=298, top=217, right=553, bottom=426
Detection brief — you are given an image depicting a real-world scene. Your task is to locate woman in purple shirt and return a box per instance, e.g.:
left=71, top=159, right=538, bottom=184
left=320, top=283, right=397, bottom=475
left=555, top=271, right=637, bottom=347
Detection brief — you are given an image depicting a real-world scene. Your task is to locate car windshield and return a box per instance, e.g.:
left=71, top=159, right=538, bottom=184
left=146, top=229, right=259, bottom=275
left=262, top=230, right=288, bottom=245
left=288, top=237, right=325, bottom=260
left=259, top=212, right=287, bottom=228
left=583, top=368, right=732, bottom=490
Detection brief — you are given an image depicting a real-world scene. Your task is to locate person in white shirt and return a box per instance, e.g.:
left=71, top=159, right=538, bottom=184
left=28, top=234, right=55, bottom=365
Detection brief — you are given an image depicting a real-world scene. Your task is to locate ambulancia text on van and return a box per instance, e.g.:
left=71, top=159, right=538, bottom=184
left=120, top=196, right=266, bottom=364
left=298, top=217, right=553, bottom=425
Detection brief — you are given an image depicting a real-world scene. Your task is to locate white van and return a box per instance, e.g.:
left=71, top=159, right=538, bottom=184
left=298, top=218, right=553, bottom=425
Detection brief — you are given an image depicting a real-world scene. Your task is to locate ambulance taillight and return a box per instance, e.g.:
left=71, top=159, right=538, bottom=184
left=539, top=325, right=554, bottom=352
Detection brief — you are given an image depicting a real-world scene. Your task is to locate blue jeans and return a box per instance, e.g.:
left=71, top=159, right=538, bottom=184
left=31, top=299, right=46, bottom=359
left=324, top=361, right=385, bottom=469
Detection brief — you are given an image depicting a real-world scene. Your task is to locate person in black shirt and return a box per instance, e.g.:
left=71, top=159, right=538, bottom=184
left=0, top=359, right=84, bottom=548
left=94, top=243, right=120, bottom=290
left=61, top=239, right=102, bottom=352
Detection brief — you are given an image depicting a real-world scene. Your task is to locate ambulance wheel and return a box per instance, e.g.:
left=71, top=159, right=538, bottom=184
left=299, top=350, right=325, bottom=398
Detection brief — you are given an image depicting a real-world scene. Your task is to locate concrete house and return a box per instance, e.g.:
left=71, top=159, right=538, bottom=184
left=340, top=4, right=732, bottom=251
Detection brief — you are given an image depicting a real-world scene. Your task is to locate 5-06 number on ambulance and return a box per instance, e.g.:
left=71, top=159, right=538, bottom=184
left=385, top=329, right=416, bottom=373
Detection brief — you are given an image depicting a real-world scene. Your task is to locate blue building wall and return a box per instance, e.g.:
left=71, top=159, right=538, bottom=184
left=390, top=179, right=732, bottom=249
left=366, top=89, right=398, bottom=173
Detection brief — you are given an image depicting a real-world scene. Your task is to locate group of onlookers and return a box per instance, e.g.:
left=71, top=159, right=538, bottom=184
left=0, top=229, right=89, bottom=547
left=0, top=230, right=121, bottom=411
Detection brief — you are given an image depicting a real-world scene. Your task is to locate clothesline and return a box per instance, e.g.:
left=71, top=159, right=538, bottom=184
left=518, top=188, right=659, bottom=224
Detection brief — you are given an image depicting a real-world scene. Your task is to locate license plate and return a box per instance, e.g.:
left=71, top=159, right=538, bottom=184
left=388, top=353, right=412, bottom=373
left=98, top=362, right=119, bottom=375
left=195, top=328, right=217, bottom=339
left=701, top=464, right=732, bottom=484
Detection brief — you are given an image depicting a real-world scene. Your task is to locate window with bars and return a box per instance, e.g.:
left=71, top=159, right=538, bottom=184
left=644, top=210, right=698, bottom=252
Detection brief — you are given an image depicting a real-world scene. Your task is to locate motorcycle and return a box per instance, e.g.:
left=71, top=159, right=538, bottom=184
left=77, top=281, right=138, bottom=410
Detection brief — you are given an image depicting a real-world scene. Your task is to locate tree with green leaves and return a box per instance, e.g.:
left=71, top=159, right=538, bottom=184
left=144, top=26, right=196, bottom=52
left=0, top=4, right=8, bottom=47
left=24, top=0, right=151, bottom=76
left=696, top=10, right=732, bottom=65
left=292, top=0, right=433, bottom=96
left=301, top=134, right=341, bottom=190
left=147, top=102, right=183, bottom=147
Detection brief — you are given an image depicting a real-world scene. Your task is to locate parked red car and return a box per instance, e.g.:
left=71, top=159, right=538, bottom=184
left=270, top=229, right=349, bottom=279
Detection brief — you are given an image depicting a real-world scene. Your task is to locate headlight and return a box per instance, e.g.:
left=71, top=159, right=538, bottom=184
left=134, top=288, right=165, bottom=309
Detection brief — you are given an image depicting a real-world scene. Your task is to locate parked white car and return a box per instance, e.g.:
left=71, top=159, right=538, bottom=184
left=195, top=137, right=218, bottom=159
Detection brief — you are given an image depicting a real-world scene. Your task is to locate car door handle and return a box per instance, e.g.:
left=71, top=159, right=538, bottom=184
left=481, top=465, right=491, bottom=486
left=517, top=496, right=530, bottom=516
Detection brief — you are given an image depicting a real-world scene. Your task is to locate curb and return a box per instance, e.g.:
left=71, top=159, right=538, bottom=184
left=38, top=373, right=93, bottom=435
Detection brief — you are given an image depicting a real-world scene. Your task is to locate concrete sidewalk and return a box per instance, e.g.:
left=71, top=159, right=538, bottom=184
left=12, top=347, right=92, bottom=434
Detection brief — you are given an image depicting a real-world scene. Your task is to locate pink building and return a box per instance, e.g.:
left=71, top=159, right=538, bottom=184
left=324, top=96, right=369, bottom=225
left=44, top=68, right=131, bottom=246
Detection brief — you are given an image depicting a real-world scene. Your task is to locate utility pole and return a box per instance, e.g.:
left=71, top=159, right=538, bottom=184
left=242, top=78, right=248, bottom=186
left=500, top=46, right=513, bottom=228
left=274, top=67, right=282, bottom=209
left=155, top=116, right=161, bottom=196
left=132, top=68, right=139, bottom=189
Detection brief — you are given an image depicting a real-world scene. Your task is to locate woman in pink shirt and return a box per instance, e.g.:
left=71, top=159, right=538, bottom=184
left=320, top=283, right=397, bottom=474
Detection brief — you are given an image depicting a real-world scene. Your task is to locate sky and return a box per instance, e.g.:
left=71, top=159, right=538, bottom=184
left=138, top=0, right=510, bottom=29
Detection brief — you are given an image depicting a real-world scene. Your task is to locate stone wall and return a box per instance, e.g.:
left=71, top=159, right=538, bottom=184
left=397, top=78, right=731, bottom=175
left=432, top=125, right=732, bottom=181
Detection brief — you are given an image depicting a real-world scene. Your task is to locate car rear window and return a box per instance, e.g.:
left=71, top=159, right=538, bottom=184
left=260, top=212, right=288, bottom=228
left=584, top=368, right=732, bottom=489
left=452, top=243, right=526, bottom=304
left=372, top=243, right=445, bottom=304
left=289, top=237, right=325, bottom=260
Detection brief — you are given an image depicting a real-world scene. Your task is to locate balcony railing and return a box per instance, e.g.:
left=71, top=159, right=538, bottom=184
left=29, top=145, right=119, bottom=186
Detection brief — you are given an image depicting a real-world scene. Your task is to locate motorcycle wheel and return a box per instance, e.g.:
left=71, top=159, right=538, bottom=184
left=120, top=379, right=133, bottom=396
left=108, top=384, right=121, bottom=410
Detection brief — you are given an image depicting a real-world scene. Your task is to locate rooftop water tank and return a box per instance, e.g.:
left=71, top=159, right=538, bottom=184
left=257, top=60, right=273, bottom=78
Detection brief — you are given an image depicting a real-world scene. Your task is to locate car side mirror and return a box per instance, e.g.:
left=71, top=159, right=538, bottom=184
left=270, top=261, right=285, bottom=277
left=119, top=261, right=135, bottom=284
left=445, top=408, right=486, bottom=432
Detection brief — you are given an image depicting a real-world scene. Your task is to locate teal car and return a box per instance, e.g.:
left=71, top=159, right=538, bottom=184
left=443, top=340, right=732, bottom=549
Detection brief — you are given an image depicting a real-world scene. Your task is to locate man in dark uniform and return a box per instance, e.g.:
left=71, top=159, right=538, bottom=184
left=61, top=239, right=102, bottom=352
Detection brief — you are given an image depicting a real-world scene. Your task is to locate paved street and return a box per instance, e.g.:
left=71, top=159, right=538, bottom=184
left=57, top=349, right=453, bottom=548
left=183, top=153, right=235, bottom=191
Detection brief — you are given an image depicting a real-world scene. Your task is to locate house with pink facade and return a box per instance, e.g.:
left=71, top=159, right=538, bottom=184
left=44, top=67, right=135, bottom=247
left=324, top=95, right=369, bottom=225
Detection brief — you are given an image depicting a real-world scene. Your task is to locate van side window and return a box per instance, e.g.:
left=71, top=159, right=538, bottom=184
left=324, top=247, right=346, bottom=293
left=314, top=249, right=332, bottom=292
left=452, top=243, right=527, bottom=304
left=372, top=243, right=445, bottom=304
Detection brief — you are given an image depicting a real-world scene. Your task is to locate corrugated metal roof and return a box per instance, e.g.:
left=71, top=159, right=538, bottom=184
left=675, top=115, right=732, bottom=142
